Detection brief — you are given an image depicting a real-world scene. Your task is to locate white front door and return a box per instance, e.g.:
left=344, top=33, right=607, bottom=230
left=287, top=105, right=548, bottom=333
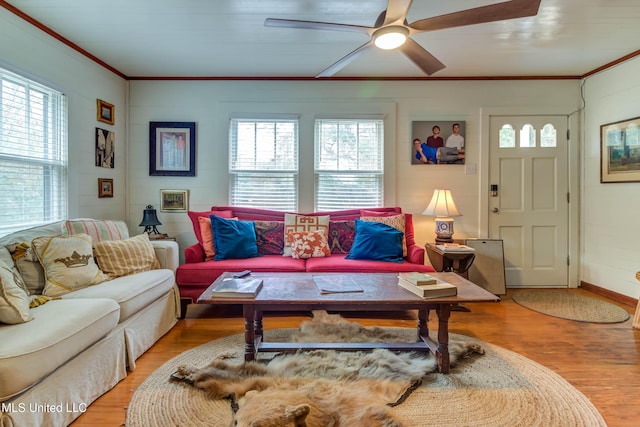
left=489, top=116, right=569, bottom=288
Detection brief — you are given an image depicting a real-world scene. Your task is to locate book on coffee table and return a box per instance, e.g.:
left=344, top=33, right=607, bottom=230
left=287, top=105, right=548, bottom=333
left=398, top=272, right=438, bottom=286
left=210, top=277, right=263, bottom=298
left=397, top=279, right=457, bottom=299
left=312, top=275, right=363, bottom=294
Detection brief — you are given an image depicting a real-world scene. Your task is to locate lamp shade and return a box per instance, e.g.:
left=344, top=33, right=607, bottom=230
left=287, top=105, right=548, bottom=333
left=422, top=189, right=461, bottom=243
left=422, top=189, right=461, bottom=217
left=139, top=205, right=162, bottom=234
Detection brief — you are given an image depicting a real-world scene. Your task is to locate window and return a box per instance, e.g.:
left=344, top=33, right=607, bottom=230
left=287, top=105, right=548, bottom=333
left=0, top=67, right=67, bottom=237
left=499, top=124, right=515, bottom=148
left=314, top=118, right=384, bottom=211
left=229, top=118, right=298, bottom=211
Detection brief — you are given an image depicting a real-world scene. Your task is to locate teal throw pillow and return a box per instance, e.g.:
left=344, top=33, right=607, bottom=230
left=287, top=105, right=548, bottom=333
left=345, top=219, right=403, bottom=263
left=211, top=215, right=261, bottom=261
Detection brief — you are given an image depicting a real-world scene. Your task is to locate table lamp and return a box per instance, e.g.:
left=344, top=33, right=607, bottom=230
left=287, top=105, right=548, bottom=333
left=422, top=189, right=461, bottom=243
left=139, top=205, right=162, bottom=234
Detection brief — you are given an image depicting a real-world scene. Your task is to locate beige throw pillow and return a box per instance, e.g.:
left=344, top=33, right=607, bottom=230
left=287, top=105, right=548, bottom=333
left=32, top=234, right=109, bottom=297
left=360, top=214, right=407, bottom=256
left=283, top=214, right=329, bottom=257
left=94, top=233, right=161, bottom=279
left=0, top=260, right=33, bottom=324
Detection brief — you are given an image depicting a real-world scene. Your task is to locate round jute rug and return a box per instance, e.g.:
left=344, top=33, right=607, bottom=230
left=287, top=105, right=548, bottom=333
left=512, top=290, right=630, bottom=323
left=127, top=328, right=606, bottom=427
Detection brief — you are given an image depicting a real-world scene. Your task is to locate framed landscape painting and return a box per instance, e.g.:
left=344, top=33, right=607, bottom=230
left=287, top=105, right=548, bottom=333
left=600, top=116, right=640, bottom=183
left=411, top=121, right=466, bottom=165
left=160, top=189, right=189, bottom=212
left=149, top=122, right=196, bottom=176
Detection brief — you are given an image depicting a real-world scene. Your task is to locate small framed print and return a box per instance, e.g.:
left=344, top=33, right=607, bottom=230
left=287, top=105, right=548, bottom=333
left=600, top=116, right=640, bottom=183
left=97, top=99, right=114, bottom=125
left=98, top=178, right=113, bottom=198
left=149, top=122, right=196, bottom=176
left=160, top=189, right=189, bottom=212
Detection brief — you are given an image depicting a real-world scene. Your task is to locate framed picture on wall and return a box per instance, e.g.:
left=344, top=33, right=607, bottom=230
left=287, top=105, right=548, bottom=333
left=411, top=121, right=466, bottom=165
left=160, top=189, right=189, bottom=212
left=600, top=116, right=640, bottom=183
left=95, top=127, right=115, bottom=168
left=97, top=99, right=114, bottom=125
left=98, top=178, right=113, bottom=198
left=149, top=122, right=196, bottom=176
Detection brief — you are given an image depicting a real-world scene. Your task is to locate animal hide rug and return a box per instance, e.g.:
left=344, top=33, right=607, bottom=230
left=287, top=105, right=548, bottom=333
left=171, top=311, right=483, bottom=427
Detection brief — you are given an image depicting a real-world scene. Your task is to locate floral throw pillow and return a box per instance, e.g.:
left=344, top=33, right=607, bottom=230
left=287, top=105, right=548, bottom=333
left=283, top=214, right=329, bottom=257
left=287, top=230, right=331, bottom=260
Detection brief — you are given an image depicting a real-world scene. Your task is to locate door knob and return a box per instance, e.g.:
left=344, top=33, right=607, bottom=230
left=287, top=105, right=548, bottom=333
left=492, top=208, right=499, bottom=213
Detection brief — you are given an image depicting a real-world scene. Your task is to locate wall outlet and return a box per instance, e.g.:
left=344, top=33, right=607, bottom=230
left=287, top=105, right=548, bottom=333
left=465, top=163, right=477, bottom=175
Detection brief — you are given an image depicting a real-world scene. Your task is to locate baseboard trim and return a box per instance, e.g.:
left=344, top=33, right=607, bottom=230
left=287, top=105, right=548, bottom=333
left=580, top=281, right=638, bottom=308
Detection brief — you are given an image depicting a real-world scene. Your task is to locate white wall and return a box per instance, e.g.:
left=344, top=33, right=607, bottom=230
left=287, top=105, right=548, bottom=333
left=581, top=57, right=640, bottom=299
left=0, top=8, right=128, bottom=220
left=128, top=80, right=580, bottom=258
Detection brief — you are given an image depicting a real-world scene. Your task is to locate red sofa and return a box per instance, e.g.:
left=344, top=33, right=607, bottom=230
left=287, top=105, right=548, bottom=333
left=176, top=206, right=435, bottom=316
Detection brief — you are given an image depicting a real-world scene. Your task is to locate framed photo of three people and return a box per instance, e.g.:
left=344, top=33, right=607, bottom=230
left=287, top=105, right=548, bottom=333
left=411, top=121, right=466, bottom=165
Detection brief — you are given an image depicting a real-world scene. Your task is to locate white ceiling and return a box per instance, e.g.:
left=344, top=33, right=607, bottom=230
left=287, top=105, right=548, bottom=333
left=4, top=0, right=640, bottom=79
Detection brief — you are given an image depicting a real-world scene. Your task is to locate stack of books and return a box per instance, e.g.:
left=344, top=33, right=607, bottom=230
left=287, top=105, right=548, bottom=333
left=397, top=272, right=457, bottom=299
left=210, top=277, right=263, bottom=298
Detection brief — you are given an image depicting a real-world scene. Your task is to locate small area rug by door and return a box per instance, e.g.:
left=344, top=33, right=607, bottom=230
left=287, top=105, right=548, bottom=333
left=512, top=289, right=630, bottom=323
left=127, top=327, right=606, bottom=426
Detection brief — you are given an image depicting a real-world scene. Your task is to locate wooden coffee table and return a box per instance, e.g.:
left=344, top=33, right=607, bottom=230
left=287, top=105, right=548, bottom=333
left=198, top=272, right=499, bottom=373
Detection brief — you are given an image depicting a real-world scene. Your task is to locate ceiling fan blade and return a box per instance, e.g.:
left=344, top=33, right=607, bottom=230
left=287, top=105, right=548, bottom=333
left=409, top=0, right=541, bottom=32
left=399, top=38, right=446, bottom=75
left=265, top=18, right=374, bottom=36
left=383, top=0, right=413, bottom=25
left=316, top=41, right=374, bottom=78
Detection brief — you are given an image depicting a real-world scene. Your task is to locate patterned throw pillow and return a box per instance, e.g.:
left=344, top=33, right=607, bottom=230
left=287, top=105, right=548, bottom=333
left=359, top=214, right=407, bottom=256
left=93, top=233, right=161, bottom=279
left=32, top=234, right=109, bottom=297
left=283, top=214, right=329, bottom=257
left=287, top=230, right=331, bottom=260
left=0, top=260, right=33, bottom=324
left=254, top=221, right=285, bottom=255
left=64, top=219, right=129, bottom=245
left=328, top=220, right=355, bottom=254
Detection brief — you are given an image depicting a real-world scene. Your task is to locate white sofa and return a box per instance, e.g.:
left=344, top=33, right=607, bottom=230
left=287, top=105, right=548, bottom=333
left=0, top=219, right=180, bottom=427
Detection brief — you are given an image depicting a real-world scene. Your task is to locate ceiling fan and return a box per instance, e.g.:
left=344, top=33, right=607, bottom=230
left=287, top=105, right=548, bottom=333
left=265, top=0, right=542, bottom=77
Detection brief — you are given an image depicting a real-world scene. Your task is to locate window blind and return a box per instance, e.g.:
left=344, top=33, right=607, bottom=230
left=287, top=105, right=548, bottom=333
left=229, top=118, right=298, bottom=211
left=314, top=118, right=384, bottom=211
left=0, top=68, right=67, bottom=237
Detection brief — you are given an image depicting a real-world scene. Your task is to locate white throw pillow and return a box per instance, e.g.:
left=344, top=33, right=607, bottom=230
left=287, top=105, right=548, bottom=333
left=0, top=260, right=33, bottom=324
left=32, top=234, right=109, bottom=297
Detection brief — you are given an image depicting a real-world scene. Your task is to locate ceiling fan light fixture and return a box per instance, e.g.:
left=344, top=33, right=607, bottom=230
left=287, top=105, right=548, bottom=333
left=373, top=26, right=409, bottom=50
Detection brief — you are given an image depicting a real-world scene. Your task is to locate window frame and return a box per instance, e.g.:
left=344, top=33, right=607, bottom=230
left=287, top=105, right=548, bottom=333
left=228, top=116, right=299, bottom=211
left=314, top=117, right=385, bottom=211
left=0, top=67, right=68, bottom=237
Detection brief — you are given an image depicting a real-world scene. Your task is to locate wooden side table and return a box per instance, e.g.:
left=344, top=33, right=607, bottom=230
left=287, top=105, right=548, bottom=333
left=425, top=243, right=476, bottom=277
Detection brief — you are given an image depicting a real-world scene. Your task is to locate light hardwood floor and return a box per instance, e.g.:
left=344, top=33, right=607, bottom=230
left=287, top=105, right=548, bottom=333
left=71, top=289, right=639, bottom=426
